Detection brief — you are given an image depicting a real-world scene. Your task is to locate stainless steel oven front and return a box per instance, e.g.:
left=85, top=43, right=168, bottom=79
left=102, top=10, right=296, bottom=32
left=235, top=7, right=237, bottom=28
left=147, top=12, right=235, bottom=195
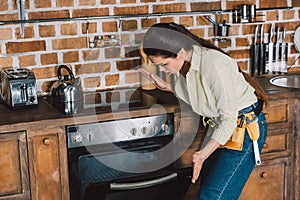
left=66, top=113, right=192, bottom=200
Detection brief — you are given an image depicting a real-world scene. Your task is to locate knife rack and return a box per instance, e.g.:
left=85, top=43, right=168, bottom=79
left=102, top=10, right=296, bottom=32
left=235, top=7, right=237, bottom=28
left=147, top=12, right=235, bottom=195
left=250, top=42, right=289, bottom=76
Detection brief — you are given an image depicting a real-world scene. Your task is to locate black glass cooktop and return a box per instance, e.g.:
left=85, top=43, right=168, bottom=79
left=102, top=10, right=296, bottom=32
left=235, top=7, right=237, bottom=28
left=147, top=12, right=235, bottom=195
left=42, top=87, right=179, bottom=116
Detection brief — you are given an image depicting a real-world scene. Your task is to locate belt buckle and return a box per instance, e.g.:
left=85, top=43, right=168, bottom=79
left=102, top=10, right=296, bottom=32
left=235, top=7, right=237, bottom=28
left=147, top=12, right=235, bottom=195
left=206, top=118, right=217, bottom=128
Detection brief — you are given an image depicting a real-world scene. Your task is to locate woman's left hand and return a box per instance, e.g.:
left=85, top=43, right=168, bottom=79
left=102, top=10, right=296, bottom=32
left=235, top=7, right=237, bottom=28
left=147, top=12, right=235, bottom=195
left=192, top=151, right=205, bottom=183
left=138, top=67, right=173, bottom=92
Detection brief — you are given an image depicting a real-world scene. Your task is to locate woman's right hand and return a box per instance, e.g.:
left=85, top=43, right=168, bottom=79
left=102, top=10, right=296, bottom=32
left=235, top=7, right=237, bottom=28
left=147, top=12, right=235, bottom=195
left=138, top=68, right=173, bottom=93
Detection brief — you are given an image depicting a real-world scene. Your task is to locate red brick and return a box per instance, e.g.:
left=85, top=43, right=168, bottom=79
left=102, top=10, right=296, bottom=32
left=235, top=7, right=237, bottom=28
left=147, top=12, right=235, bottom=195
left=16, top=26, right=35, bottom=39
left=227, top=49, right=250, bottom=59
left=0, top=13, right=19, bottom=21
left=236, top=38, right=249, bottom=47
left=140, top=0, right=155, bottom=2
left=75, top=62, right=110, bottom=75
left=105, top=48, right=121, bottom=59
left=31, top=67, right=57, bottom=79
left=84, top=77, right=101, bottom=88
left=56, top=0, right=74, bottom=7
left=52, top=37, right=86, bottom=50
left=41, top=53, right=58, bottom=65
left=39, top=25, right=56, bottom=37
left=0, top=57, right=13, bottom=68
left=116, top=59, right=140, bottom=71
left=34, top=0, right=52, bottom=8
left=28, top=10, right=70, bottom=20
left=153, top=3, right=186, bottom=13
left=237, top=61, right=248, bottom=71
left=191, top=2, right=221, bottom=11
left=0, top=28, right=12, bottom=40
left=6, top=41, right=46, bottom=54
left=82, top=49, right=100, bottom=61
left=72, top=8, right=109, bottom=17
left=141, top=18, right=157, bottom=29
left=266, top=10, right=279, bottom=21
left=122, top=20, right=138, bottom=31
left=82, top=22, right=97, bottom=34
left=100, top=0, right=116, bottom=4
left=105, top=74, right=119, bottom=86
left=19, top=55, right=36, bottom=67
left=125, top=72, right=139, bottom=84
left=190, top=28, right=204, bottom=38
left=225, top=1, right=255, bottom=10
left=84, top=93, right=102, bottom=104
left=121, top=0, right=136, bottom=3
left=79, top=0, right=96, bottom=6
left=124, top=46, right=139, bottom=58
left=282, top=10, right=296, bottom=20
left=0, top=1, right=8, bottom=11
left=102, top=21, right=118, bottom=32
left=60, top=24, right=78, bottom=35
left=160, top=17, right=175, bottom=23
left=260, top=0, right=287, bottom=9
left=179, top=16, right=194, bottom=27
left=114, top=6, right=148, bottom=15
left=63, top=51, right=79, bottom=63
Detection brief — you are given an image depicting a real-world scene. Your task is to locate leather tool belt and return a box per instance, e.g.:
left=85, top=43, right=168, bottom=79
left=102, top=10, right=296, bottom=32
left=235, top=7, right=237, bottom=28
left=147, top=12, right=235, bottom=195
left=222, top=111, right=259, bottom=151
left=204, top=99, right=263, bottom=151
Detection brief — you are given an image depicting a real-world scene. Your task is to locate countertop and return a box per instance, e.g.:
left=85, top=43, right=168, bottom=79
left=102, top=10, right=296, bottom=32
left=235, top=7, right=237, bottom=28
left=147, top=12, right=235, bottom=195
left=0, top=73, right=299, bottom=133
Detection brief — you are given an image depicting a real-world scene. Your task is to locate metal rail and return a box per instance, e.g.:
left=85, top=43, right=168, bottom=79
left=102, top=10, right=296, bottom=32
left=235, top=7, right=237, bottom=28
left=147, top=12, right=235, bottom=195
left=0, top=7, right=293, bottom=25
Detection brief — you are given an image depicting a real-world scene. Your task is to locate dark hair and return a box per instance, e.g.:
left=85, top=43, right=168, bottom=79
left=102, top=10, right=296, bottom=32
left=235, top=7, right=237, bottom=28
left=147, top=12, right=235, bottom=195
left=142, top=22, right=227, bottom=58
left=142, top=22, right=268, bottom=104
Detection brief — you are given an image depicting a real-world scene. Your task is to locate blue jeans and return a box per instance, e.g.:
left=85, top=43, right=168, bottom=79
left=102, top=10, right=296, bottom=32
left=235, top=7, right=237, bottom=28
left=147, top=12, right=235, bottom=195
left=197, top=111, right=268, bottom=200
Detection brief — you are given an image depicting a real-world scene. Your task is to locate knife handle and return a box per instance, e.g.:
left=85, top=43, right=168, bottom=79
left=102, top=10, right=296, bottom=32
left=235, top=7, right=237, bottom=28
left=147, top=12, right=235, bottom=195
left=250, top=45, right=256, bottom=76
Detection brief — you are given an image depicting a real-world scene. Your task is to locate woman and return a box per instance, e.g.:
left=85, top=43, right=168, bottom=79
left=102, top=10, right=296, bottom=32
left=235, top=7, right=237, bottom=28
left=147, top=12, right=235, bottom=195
left=138, top=22, right=268, bottom=200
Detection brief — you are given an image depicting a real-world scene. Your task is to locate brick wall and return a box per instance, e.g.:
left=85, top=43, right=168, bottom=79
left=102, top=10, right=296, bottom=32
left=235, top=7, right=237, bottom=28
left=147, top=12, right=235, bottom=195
left=0, top=0, right=299, bottom=94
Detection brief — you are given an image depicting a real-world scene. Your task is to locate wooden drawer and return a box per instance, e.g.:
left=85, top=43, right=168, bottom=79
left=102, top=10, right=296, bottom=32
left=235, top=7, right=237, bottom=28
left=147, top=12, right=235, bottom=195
left=239, top=159, right=289, bottom=200
left=0, top=131, right=30, bottom=199
left=263, top=100, right=290, bottom=124
left=262, top=133, right=287, bottom=154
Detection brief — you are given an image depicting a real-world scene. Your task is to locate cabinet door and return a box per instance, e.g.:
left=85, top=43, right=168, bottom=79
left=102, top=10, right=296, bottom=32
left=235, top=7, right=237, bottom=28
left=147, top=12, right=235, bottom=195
left=28, top=127, right=69, bottom=200
left=0, top=131, right=30, bottom=199
left=239, top=158, right=290, bottom=200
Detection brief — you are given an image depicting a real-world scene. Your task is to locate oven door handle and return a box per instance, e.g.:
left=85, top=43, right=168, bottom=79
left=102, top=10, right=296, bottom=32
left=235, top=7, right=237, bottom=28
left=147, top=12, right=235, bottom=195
left=110, top=173, right=178, bottom=190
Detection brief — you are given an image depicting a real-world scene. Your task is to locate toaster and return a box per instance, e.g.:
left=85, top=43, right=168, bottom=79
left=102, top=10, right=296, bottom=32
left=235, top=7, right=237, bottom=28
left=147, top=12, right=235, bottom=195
left=0, top=68, right=38, bottom=109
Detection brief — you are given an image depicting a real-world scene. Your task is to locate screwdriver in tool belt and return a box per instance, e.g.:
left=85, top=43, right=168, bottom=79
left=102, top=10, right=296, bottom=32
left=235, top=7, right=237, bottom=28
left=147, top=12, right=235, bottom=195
left=251, top=117, right=261, bottom=165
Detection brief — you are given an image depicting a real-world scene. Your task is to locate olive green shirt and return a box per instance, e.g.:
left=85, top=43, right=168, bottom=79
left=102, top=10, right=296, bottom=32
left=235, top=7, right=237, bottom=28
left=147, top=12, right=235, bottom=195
left=174, top=45, right=257, bottom=145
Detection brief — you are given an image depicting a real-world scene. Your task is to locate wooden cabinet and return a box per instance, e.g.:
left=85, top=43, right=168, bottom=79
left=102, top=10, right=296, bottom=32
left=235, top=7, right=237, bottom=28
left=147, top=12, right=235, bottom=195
left=240, top=158, right=290, bottom=200
left=0, top=131, right=30, bottom=200
left=239, top=98, right=295, bottom=199
left=27, top=127, right=69, bottom=200
left=181, top=97, right=298, bottom=200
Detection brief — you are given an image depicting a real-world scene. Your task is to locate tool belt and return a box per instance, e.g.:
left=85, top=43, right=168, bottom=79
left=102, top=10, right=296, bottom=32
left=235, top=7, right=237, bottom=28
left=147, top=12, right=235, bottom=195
left=221, top=111, right=259, bottom=151
left=204, top=99, right=263, bottom=151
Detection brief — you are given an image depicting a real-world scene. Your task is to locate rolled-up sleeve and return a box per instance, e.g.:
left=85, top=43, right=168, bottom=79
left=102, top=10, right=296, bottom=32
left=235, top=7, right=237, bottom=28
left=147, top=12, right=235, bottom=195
left=204, top=55, right=239, bottom=145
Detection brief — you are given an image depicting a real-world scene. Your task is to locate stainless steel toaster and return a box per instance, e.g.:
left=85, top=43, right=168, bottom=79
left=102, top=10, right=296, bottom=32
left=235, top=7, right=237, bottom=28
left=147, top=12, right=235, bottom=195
left=0, top=68, right=38, bottom=109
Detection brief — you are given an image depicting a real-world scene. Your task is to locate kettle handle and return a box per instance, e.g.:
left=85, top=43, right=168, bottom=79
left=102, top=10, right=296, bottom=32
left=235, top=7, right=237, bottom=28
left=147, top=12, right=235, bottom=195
left=57, top=65, right=75, bottom=80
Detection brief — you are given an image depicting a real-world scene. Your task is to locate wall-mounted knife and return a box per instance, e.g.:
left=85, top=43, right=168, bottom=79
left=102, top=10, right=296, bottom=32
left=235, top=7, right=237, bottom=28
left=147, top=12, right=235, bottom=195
left=273, top=26, right=280, bottom=73
left=267, top=24, right=274, bottom=74
left=17, top=0, right=26, bottom=38
left=250, top=25, right=259, bottom=76
left=258, top=24, right=264, bottom=75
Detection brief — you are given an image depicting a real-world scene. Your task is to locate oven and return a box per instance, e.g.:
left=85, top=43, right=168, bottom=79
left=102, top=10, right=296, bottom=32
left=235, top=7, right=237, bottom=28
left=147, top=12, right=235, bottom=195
left=66, top=113, right=192, bottom=200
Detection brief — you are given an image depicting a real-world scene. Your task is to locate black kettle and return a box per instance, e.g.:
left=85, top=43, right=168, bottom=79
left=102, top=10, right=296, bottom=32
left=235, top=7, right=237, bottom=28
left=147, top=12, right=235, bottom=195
left=51, top=65, right=83, bottom=115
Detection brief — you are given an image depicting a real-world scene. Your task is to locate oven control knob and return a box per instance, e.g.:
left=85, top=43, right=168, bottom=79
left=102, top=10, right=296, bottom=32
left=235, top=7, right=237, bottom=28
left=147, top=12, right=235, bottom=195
left=130, top=128, right=137, bottom=136
left=154, top=126, right=159, bottom=134
left=141, top=126, right=147, bottom=135
left=161, top=124, right=169, bottom=132
left=73, top=134, right=83, bottom=143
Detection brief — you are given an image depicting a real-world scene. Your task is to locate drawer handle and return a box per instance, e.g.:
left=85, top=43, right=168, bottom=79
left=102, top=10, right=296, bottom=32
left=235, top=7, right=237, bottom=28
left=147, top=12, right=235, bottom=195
left=43, top=138, right=50, bottom=145
left=263, top=143, right=269, bottom=149
left=261, top=172, right=268, bottom=178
